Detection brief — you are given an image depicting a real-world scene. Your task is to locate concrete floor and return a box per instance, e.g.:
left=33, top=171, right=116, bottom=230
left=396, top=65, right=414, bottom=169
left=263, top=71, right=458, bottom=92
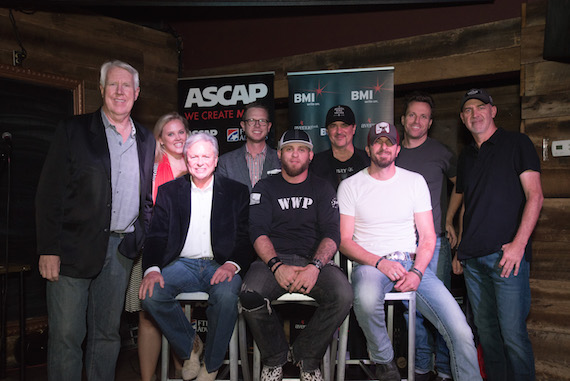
left=2, top=346, right=143, bottom=381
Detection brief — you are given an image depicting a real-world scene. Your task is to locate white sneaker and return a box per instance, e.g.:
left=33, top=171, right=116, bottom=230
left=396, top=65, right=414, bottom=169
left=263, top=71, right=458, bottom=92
left=196, top=364, right=218, bottom=381
left=182, top=335, right=204, bottom=380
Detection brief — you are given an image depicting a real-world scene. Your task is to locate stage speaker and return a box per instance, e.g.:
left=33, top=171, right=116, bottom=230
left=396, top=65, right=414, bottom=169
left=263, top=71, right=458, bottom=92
left=543, top=0, right=570, bottom=63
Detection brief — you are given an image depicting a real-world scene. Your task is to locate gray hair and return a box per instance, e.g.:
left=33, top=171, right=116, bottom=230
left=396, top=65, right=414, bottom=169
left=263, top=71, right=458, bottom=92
left=183, top=132, right=219, bottom=157
left=100, top=60, right=140, bottom=89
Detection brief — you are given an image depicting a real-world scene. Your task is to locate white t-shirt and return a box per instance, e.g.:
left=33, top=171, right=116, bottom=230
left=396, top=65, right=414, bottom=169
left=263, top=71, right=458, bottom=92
left=337, top=166, right=432, bottom=256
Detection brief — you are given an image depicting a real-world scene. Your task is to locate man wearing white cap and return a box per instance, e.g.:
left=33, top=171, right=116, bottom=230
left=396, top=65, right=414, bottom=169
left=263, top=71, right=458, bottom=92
left=338, top=122, right=481, bottom=381
left=240, top=129, right=352, bottom=381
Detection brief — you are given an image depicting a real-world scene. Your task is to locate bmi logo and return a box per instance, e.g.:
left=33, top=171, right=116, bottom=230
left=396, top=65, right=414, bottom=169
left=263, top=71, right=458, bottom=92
left=351, top=90, right=374, bottom=101
left=227, top=128, right=245, bottom=142
left=293, top=93, right=316, bottom=103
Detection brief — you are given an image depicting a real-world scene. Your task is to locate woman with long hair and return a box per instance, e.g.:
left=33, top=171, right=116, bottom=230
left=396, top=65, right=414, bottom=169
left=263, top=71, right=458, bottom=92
left=125, top=112, right=194, bottom=381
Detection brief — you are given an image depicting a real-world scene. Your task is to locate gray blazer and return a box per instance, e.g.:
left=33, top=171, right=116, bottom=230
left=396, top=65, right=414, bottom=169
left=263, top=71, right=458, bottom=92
left=217, top=144, right=281, bottom=192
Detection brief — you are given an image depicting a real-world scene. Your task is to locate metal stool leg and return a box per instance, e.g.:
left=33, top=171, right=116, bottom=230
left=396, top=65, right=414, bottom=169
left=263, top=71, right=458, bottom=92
left=407, top=294, right=416, bottom=381
left=162, top=334, right=170, bottom=381
left=253, top=342, right=261, bottom=381
left=336, top=315, right=349, bottom=381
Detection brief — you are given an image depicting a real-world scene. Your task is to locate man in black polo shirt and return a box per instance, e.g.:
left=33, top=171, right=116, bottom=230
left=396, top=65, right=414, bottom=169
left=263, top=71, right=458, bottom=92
left=454, top=88, right=543, bottom=381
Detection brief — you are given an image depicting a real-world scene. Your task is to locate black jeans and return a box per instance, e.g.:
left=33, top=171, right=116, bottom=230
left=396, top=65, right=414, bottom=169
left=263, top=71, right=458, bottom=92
left=240, top=255, right=353, bottom=371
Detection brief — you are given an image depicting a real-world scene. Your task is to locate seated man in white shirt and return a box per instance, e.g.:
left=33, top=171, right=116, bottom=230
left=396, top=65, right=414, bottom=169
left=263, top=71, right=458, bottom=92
left=140, top=133, right=253, bottom=381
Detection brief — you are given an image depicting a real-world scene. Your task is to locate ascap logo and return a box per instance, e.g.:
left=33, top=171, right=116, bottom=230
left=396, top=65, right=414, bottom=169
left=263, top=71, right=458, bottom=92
left=227, top=128, right=246, bottom=142
left=184, top=83, right=268, bottom=108
left=191, top=129, right=218, bottom=136
left=277, top=197, right=314, bottom=210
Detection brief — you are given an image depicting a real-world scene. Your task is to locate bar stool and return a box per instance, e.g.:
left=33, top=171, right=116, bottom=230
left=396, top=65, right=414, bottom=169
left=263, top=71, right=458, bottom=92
left=335, top=260, right=417, bottom=381
left=247, top=292, right=349, bottom=381
left=161, top=292, right=240, bottom=381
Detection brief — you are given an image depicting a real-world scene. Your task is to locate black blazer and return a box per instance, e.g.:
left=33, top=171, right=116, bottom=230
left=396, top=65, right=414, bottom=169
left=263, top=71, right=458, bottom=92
left=142, top=174, right=253, bottom=274
left=36, top=108, right=155, bottom=278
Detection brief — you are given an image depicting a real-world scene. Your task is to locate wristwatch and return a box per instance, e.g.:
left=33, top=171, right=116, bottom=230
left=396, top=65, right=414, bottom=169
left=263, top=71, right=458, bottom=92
left=311, top=258, right=324, bottom=271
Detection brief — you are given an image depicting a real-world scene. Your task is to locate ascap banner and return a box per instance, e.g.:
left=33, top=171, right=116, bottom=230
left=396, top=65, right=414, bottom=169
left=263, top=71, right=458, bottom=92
left=287, top=67, right=394, bottom=153
left=178, top=72, right=275, bottom=155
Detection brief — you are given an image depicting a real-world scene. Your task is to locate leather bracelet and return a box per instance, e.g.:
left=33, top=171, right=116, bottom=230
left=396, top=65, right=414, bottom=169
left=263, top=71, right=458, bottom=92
left=410, top=267, right=423, bottom=281
left=267, top=256, right=282, bottom=270
left=272, top=262, right=283, bottom=274
left=311, top=258, right=324, bottom=271
left=375, top=257, right=384, bottom=269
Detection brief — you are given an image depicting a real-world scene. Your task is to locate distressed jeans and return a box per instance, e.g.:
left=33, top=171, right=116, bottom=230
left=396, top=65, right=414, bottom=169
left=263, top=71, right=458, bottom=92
left=142, top=258, right=241, bottom=373
left=463, top=251, right=534, bottom=381
left=46, top=234, right=132, bottom=381
left=352, top=252, right=481, bottom=381
left=240, top=255, right=353, bottom=371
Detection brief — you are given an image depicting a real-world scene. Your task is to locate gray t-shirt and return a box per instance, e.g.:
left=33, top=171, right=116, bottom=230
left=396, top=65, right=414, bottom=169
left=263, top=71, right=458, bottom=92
left=396, top=137, right=457, bottom=235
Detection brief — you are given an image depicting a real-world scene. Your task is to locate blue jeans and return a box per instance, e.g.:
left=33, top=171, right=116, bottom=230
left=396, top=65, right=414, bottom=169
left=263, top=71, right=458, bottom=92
left=46, top=234, right=133, bottom=381
left=414, top=237, right=452, bottom=376
left=463, top=251, right=534, bottom=381
left=240, top=256, right=353, bottom=371
left=141, top=258, right=241, bottom=373
left=352, top=252, right=481, bottom=381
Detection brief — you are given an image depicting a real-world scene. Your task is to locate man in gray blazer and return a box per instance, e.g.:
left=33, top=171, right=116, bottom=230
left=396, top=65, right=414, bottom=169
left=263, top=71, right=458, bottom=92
left=217, top=102, right=280, bottom=191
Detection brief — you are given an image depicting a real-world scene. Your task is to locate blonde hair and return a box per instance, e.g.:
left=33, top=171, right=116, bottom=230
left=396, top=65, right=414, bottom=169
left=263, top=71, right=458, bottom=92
left=153, top=112, right=189, bottom=162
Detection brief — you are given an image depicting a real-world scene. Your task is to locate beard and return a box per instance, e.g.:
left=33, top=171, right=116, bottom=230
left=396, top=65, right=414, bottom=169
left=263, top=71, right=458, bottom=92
left=282, top=159, right=310, bottom=178
left=370, top=150, right=396, bottom=169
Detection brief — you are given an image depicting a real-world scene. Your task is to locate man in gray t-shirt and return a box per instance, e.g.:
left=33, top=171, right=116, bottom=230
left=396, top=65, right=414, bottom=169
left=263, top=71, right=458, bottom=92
left=395, top=91, right=457, bottom=381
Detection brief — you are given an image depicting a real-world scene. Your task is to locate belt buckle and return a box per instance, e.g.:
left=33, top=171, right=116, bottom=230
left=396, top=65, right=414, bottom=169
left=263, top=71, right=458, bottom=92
left=385, top=251, right=403, bottom=261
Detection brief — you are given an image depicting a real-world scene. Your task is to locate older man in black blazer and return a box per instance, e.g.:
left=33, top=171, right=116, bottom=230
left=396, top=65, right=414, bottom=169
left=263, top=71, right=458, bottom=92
left=36, top=60, right=155, bottom=381
left=140, top=132, right=252, bottom=381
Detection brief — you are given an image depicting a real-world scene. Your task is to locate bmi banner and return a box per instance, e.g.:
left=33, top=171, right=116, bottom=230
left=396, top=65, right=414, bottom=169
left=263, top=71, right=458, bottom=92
left=178, top=72, right=275, bottom=155
left=287, top=67, right=394, bottom=153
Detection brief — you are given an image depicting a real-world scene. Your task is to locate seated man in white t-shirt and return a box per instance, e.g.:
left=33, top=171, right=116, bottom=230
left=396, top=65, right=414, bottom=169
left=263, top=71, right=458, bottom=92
left=337, top=122, right=481, bottom=381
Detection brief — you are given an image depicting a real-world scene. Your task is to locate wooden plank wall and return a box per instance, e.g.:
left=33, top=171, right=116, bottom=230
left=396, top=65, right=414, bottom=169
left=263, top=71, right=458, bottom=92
left=521, top=2, right=570, bottom=379
left=0, top=8, right=179, bottom=127
left=0, top=7, right=179, bottom=366
left=188, top=6, right=570, bottom=378
left=188, top=18, right=522, bottom=148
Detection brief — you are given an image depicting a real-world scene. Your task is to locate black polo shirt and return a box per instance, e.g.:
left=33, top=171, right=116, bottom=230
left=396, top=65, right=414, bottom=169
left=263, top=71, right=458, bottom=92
left=456, top=128, right=540, bottom=260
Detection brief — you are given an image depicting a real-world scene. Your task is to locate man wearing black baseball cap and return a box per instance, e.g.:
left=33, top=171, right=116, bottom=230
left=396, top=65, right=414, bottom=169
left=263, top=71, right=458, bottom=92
left=454, top=88, right=543, bottom=380
left=459, top=88, right=494, bottom=110
left=310, top=105, right=370, bottom=190
left=240, top=129, right=352, bottom=381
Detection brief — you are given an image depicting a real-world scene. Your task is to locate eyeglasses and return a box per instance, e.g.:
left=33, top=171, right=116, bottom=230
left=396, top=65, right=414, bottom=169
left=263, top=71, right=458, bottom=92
left=244, top=118, right=269, bottom=127
left=372, top=138, right=394, bottom=147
